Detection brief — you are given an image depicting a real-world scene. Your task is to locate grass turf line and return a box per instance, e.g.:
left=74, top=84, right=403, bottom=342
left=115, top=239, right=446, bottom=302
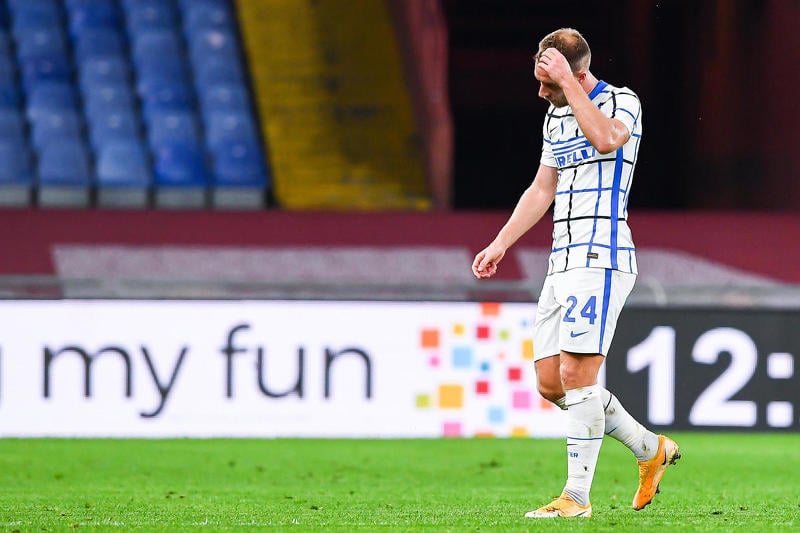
left=0, top=433, right=797, bottom=531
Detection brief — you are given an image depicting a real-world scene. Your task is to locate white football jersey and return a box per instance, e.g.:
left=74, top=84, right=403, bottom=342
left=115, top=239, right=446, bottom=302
left=540, top=80, right=642, bottom=275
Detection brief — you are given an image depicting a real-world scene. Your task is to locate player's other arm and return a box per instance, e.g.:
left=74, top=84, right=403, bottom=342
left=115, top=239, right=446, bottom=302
left=472, top=164, right=558, bottom=279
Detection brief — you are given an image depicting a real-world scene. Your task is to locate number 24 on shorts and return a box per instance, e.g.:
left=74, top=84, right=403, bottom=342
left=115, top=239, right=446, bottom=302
left=563, top=295, right=597, bottom=324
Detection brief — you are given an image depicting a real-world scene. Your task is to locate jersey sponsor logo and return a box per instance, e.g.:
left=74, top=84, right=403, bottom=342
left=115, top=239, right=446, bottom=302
left=570, top=330, right=589, bottom=338
left=556, top=146, right=596, bottom=167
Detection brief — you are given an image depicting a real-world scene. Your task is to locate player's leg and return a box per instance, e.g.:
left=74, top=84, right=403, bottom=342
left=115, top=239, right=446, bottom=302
left=591, top=270, right=680, bottom=510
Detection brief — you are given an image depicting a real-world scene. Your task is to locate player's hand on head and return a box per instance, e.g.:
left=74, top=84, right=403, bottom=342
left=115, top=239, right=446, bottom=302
left=537, top=47, right=572, bottom=84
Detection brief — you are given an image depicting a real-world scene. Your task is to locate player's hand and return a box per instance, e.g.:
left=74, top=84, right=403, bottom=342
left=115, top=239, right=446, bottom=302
left=536, top=47, right=572, bottom=85
left=472, top=244, right=505, bottom=279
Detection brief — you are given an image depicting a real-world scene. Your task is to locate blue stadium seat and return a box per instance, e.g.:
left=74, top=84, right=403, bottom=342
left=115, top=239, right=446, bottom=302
left=0, top=139, right=33, bottom=206
left=15, top=28, right=69, bottom=63
left=11, top=9, right=62, bottom=40
left=73, top=28, right=126, bottom=61
left=194, top=57, right=243, bottom=87
left=131, top=30, right=182, bottom=66
left=153, top=141, right=208, bottom=185
left=0, top=29, right=12, bottom=56
left=96, top=139, right=151, bottom=207
left=137, top=77, right=193, bottom=117
left=0, top=55, right=16, bottom=84
left=211, top=141, right=268, bottom=210
left=83, top=83, right=136, bottom=117
left=183, top=4, right=235, bottom=36
left=188, top=29, right=239, bottom=68
left=7, top=0, right=60, bottom=15
left=67, top=1, right=121, bottom=35
left=147, top=110, right=201, bottom=149
left=178, top=0, right=230, bottom=12
left=88, top=109, right=141, bottom=152
left=31, top=109, right=83, bottom=151
left=36, top=139, right=92, bottom=207
left=0, top=108, right=26, bottom=142
left=205, top=111, right=258, bottom=152
left=20, top=55, right=72, bottom=90
left=212, top=140, right=268, bottom=187
left=124, top=1, right=179, bottom=35
left=135, top=55, right=188, bottom=84
left=26, top=81, right=78, bottom=121
left=199, top=84, right=250, bottom=116
left=78, top=56, right=130, bottom=90
left=152, top=142, right=208, bottom=208
left=0, top=82, right=21, bottom=109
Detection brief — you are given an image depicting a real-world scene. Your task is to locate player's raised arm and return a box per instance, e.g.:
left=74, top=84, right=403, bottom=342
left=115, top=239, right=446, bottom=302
left=472, top=164, right=558, bottom=279
left=536, top=47, right=630, bottom=154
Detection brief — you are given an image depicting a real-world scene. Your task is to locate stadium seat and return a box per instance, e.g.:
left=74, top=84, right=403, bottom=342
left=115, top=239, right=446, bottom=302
left=152, top=142, right=208, bottom=209
left=30, top=109, right=83, bottom=151
left=83, top=83, right=136, bottom=117
left=188, top=29, right=239, bottom=68
left=194, top=57, right=243, bottom=87
left=131, top=30, right=183, bottom=67
left=67, top=1, right=121, bottom=36
left=15, top=29, right=68, bottom=63
left=211, top=140, right=268, bottom=210
left=36, top=140, right=92, bottom=207
left=0, top=55, right=17, bottom=85
left=0, top=29, right=12, bottom=56
left=183, top=4, right=235, bottom=36
left=0, top=108, right=26, bottom=142
left=139, top=80, right=193, bottom=120
left=124, top=1, right=179, bottom=35
left=73, top=28, right=126, bottom=61
left=147, top=110, right=201, bottom=150
left=20, top=56, right=72, bottom=90
left=25, top=81, right=77, bottom=122
left=199, top=84, right=250, bottom=116
left=204, top=111, right=258, bottom=152
left=0, top=140, right=33, bottom=206
left=7, top=0, right=60, bottom=15
left=0, top=82, right=21, bottom=109
left=11, top=9, right=62, bottom=39
left=78, top=56, right=130, bottom=90
left=88, top=109, right=141, bottom=152
left=96, top=139, right=151, bottom=208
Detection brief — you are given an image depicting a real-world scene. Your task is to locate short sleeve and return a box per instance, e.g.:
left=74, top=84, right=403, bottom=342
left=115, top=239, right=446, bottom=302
left=609, top=87, right=641, bottom=136
left=540, top=113, right=557, bottom=168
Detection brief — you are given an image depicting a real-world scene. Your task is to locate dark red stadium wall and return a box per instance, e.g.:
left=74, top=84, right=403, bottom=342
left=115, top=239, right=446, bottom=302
left=2, top=209, right=799, bottom=283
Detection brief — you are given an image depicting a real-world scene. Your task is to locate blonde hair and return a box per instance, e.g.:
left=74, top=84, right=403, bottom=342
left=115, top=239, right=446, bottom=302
left=537, top=28, right=591, bottom=72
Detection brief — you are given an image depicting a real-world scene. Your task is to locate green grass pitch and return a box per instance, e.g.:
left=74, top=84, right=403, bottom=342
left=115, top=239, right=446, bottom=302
left=0, top=433, right=797, bottom=531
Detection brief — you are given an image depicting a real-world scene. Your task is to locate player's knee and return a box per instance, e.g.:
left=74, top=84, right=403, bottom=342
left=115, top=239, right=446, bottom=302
left=537, top=383, right=563, bottom=405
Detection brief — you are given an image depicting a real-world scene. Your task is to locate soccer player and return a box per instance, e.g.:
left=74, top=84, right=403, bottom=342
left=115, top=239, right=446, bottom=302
left=471, top=28, right=680, bottom=518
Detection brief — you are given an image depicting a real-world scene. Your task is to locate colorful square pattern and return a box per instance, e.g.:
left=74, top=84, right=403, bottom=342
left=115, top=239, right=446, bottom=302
left=415, top=302, right=556, bottom=437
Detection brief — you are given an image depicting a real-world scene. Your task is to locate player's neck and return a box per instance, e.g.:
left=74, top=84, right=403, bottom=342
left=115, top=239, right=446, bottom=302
left=580, top=72, right=600, bottom=94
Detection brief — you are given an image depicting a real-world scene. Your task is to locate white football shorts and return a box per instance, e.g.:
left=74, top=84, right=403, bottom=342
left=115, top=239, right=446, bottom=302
left=533, top=267, right=636, bottom=360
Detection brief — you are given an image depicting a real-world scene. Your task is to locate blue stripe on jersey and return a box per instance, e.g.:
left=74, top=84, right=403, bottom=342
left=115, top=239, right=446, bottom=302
left=610, top=148, right=624, bottom=269
left=555, top=186, right=617, bottom=195
left=598, top=269, right=613, bottom=354
left=544, top=135, right=588, bottom=146
left=552, top=139, right=593, bottom=156
left=586, top=158, right=603, bottom=266
left=589, top=80, right=608, bottom=99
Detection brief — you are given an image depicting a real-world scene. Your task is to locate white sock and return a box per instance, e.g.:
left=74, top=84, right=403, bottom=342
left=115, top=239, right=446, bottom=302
left=600, top=388, right=660, bottom=462
left=562, top=385, right=604, bottom=506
